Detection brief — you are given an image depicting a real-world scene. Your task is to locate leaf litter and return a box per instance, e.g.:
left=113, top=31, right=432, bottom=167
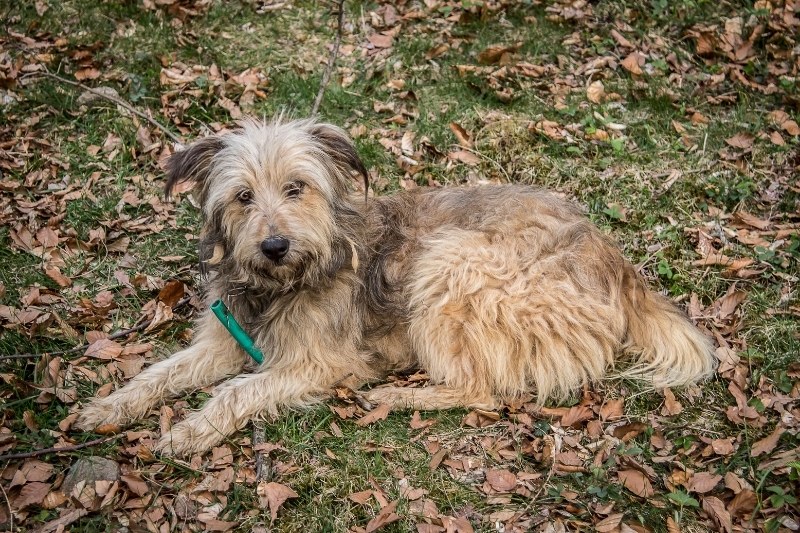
left=1, top=0, right=799, bottom=531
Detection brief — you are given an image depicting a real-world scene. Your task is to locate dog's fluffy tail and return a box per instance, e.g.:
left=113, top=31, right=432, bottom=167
left=620, top=273, right=716, bottom=388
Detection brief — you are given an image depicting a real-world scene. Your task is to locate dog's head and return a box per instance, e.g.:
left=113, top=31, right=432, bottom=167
left=165, top=118, right=368, bottom=289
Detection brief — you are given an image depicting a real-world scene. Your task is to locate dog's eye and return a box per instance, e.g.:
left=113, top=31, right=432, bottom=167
left=285, top=181, right=305, bottom=199
left=237, top=190, right=253, bottom=204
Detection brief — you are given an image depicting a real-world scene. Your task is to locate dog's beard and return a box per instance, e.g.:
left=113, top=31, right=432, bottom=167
left=233, top=248, right=316, bottom=292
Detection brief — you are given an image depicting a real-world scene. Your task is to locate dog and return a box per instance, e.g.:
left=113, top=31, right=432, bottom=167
left=77, top=118, right=716, bottom=456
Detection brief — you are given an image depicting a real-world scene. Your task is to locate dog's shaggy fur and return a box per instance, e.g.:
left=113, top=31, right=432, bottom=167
left=77, top=118, right=716, bottom=456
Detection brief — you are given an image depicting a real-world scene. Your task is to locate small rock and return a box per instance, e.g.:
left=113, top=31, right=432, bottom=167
left=62, top=457, right=120, bottom=495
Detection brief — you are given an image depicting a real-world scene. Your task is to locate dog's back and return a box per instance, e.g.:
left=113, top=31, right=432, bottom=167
left=360, top=184, right=715, bottom=406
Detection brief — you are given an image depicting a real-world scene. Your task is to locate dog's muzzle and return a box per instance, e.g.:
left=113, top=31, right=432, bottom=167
left=261, top=236, right=290, bottom=262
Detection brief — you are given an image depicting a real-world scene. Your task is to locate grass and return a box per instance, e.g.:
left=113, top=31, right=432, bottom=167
left=1, top=0, right=798, bottom=531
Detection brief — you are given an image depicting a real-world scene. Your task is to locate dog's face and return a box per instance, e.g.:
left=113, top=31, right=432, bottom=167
left=165, top=119, right=368, bottom=288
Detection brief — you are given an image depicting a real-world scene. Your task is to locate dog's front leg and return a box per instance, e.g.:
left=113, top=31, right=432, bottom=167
left=154, top=364, right=336, bottom=456
left=77, top=313, right=248, bottom=430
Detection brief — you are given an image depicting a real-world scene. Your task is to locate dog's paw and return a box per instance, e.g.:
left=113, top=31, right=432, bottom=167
left=154, top=417, right=225, bottom=458
left=76, top=398, right=127, bottom=431
left=361, top=386, right=400, bottom=407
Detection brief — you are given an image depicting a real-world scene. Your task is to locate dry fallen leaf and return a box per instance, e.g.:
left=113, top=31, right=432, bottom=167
left=365, top=500, right=400, bottom=532
left=409, top=411, right=436, bottom=430
left=661, top=388, right=683, bottom=416
left=621, top=52, right=644, bottom=75
left=257, top=481, right=298, bottom=521
left=449, top=122, right=473, bottom=149
left=687, top=472, right=722, bottom=494
left=599, top=398, right=624, bottom=421
left=724, top=132, right=755, bottom=150
left=595, top=513, right=624, bottom=532
left=356, top=403, right=391, bottom=426
left=751, top=424, right=785, bottom=457
left=348, top=490, right=373, bottom=505
left=447, top=150, right=480, bottom=166
left=587, top=80, right=605, bottom=103
left=618, top=469, right=654, bottom=498
left=485, top=469, right=517, bottom=492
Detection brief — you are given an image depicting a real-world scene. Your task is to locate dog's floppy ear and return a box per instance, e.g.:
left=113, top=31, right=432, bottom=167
left=164, top=136, right=225, bottom=204
left=309, top=123, right=370, bottom=196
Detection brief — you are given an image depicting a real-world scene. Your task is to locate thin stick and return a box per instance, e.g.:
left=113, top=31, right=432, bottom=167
left=311, top=0, right=346, bottom=116
left=0, top=435, right=122, bottom=462
left=1, top=297, right=192, bottom=361
left=0, top=481, right=11, bottom=532
left=252, top=420, right=273, bottom=483
left=20, top=70, right=182, bottom=144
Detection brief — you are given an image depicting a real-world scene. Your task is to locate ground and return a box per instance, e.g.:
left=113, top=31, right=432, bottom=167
left=0, top=0, right=799, bottom=532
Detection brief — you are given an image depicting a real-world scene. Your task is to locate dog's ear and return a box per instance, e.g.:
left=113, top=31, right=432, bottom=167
left=164, top=136, right=225, bottom=204
left=309, top=123, right=370, bottom=196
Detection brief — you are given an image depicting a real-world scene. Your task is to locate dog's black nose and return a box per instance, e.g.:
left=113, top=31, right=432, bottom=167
left=260, top=237, right=290, bottom=261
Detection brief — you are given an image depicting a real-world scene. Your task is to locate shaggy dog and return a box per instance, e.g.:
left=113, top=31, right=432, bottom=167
left=77, top=118, right=716, bottom=456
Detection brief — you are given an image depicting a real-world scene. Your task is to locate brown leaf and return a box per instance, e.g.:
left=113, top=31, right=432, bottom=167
left=596, top=513, right=624, bottom=533
left=369, top=33, right=393, bottom=49
left=20, top=460, right=54, bottom=483
left=724, top=132, right=754, bottom=150
left=661, top=388, right=683, bottom=416
left=687, top=472, right=722, bottom=494
left=610, top=29, right=633, bottom=48
left=702, top=496, right=733, bottom=533
left=587, top=80, right=605, bottom=104
left=356, top=403, right=391, bottom=427
left=717, top=288, right=747, bottom=321
left=600, top=398, right=624, bottom=421
left=217, top=96, right=242, bottom=119
left=734, top=211, right=771, bottom=230
left=666, top=516, right=681, bottom=533
left=560, top=405, right=594, bottom=427
left=429, top=448, right=447, bottom=470
left=612, top=422, right=648, bottom=441
left=782, top=119, right=800, bottom=136
left=485, top=469, right=517, bottom=492
left=157, top=280, right=185, bottom=307
left=769, top=130, right=785, bottom=145
left=621, top=52, right=644, bottom=75
left=711, top=438, right=736, bottom=456
left=75, top=67, right=101, bottom=81
left=348, top=490, right=373, bottom=504
left=618, top=469, right=654, bottom=498
left=84, top=338, right=123, bottom=360
left=447, top=150, right=480, bottom=166
left=449, top=123, right=473, bottom=149
left=257, top=481, right=298, bottom=521
left=477, top=43, right=520, bottom=65
left=121, top=474, right=149, bottom=497
left=94, top=423, right=122, bottom=435
left=462, top=409, right=500, bottom=428
left=366, top=500, right=400, bottom=532
left=728, top=489, right=757, bottom=517
left=409, top=411, right=436, bottom=430
left=44, top=266, right=72, bottom=287
left=12, top=481, right=51, bottom=509
left=751, top=424, right=785, bottom=457
left=425, top=43, right=449, bottom=60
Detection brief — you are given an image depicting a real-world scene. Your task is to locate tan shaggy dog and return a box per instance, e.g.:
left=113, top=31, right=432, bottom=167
left=77, top=118, right=716, bottom=456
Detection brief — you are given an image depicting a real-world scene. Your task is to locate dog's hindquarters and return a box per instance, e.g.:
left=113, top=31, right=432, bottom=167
left=620, top=270, right=716, bottom=388
left=399, top=219, right=627, bottom=407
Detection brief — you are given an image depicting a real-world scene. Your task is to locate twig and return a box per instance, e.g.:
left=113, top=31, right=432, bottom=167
left=252, top=420, right=273, bottom=483
left=0, top=435, right=123, bottom=462
left=20, top=70, right=182, bottom=144
left=311, top=0, right=346, bottom=116
left=1, top=296, right=192, bottom=361
left=0, top=481, right=11, bottom=532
